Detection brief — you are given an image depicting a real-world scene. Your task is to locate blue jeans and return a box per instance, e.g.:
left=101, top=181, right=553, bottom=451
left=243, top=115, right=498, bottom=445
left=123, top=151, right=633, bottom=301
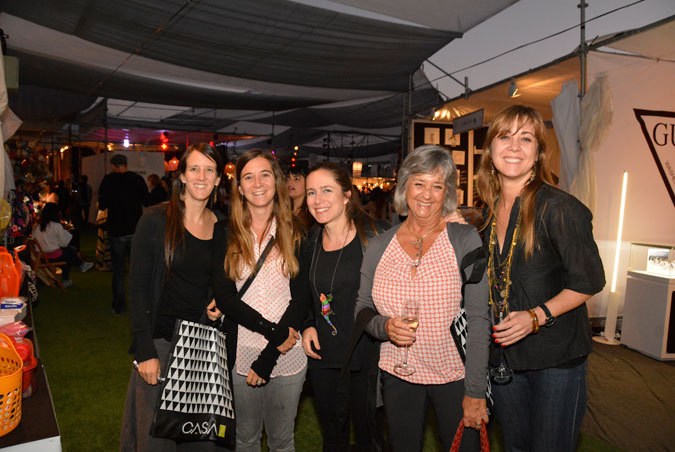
left=110, top=234, right=133, bottom=313
left=492, top=361, right=588, bottom=452
left=232, top=367, right=307, bottom=452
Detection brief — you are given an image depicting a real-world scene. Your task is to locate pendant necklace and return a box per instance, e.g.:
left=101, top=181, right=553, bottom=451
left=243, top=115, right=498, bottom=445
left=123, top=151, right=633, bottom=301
left=487, top=199, right=521, bottom=319
left=405, top=219, right=443, bottom=268
left=311, top=225, right=351, bottom=336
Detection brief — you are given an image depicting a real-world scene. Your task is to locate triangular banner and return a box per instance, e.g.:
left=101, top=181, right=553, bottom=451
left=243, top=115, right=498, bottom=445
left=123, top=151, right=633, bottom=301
left=634, top=109, right=675, bottom=207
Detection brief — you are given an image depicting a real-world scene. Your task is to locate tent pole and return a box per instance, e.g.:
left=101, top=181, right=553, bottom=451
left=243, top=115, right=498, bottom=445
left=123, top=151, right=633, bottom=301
left=578, top=1, right=588, bottom=101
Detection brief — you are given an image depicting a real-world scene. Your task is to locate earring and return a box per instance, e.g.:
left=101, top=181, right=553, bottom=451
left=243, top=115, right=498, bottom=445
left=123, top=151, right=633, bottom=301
left=526, top=163, right=536, bottom=185
left=212, top=188, right=218, bottom=204
left=179, top=181, right=186, bottom=196
left=490, top=165, right=496, bottom=177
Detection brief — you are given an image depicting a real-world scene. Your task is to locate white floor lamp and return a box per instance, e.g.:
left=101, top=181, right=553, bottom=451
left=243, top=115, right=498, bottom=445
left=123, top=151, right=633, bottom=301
left=594, top=170, right=627, bottom=345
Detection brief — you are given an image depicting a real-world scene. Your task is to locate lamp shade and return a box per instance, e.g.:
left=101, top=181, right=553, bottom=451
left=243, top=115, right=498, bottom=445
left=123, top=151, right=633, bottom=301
left=167, top=157, right=179, bottom=172
left=508, top=79, right=520, bottom=98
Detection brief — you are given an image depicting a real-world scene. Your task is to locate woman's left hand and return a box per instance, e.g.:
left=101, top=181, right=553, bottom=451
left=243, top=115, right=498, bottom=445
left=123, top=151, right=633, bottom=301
left=493, top=310, right=535, bottom=346
left=206, top=299, right=222, bottom=321
left=246, top=369, right=267, bottom=387
left=462, top=396, right=489, bottom=430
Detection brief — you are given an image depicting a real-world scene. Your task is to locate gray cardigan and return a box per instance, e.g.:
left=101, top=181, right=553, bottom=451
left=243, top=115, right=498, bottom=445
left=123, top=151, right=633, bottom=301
left=354, top=222, right=490, bottom=398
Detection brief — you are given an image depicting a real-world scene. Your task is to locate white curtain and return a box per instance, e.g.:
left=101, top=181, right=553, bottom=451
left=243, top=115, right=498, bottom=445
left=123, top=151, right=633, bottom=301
left=570, top=73, right=613, bottom=215
left=550, top=80, right=580, bottom=192
left=0, top=57, right=22, bottom=198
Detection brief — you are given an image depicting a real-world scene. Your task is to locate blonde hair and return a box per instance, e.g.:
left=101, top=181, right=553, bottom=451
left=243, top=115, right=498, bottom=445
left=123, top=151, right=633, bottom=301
left=476, top=105, right=554, bottom=258
left=225, top=149, right=301, bottom=280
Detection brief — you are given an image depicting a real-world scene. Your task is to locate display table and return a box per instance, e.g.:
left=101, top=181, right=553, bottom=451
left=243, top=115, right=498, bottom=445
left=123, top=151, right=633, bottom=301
left=0, top=361, right=61, bottom=451
left=621, top=270, right=675, bottom=361
left=0, top=296, right=61, bottom=450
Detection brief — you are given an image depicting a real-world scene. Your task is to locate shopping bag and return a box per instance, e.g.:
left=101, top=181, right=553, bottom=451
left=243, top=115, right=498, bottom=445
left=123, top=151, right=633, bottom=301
left=150, top=319, right=235, bottom=448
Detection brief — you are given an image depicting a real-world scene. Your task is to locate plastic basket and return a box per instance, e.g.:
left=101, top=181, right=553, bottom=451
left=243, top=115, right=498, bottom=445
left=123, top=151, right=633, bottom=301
left=0, top=333, right=22, bottom=436
left=11, top=337, right=37, bottom=398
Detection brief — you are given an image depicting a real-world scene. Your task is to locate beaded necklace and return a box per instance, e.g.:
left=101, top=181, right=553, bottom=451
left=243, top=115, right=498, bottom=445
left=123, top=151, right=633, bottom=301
left=487, top=203, right=521, bottom=319
left=310, top=225, right=352, bottom=336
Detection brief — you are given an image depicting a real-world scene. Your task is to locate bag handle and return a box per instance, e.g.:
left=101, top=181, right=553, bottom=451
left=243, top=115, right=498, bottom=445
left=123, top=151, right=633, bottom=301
left=450, top=422, right=490, bottom=452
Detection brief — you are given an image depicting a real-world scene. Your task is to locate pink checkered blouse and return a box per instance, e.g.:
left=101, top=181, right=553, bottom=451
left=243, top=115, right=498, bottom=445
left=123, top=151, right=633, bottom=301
left=372, top=231, right=465, bottom=384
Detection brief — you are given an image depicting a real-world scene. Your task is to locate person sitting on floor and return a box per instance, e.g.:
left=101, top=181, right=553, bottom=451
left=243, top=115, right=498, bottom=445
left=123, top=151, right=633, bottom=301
left=31, top=202, right=94, bottom=288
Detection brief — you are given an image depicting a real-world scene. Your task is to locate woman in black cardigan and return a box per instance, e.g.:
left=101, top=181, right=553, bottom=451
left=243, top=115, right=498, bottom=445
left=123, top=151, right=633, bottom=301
left=120, top=144, right=296, bottom=452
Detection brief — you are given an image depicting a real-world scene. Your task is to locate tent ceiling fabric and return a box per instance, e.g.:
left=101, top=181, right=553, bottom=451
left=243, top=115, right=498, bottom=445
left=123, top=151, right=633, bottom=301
left=0, top=0, right=460, bottom=91
left=319, top=0, right=519, bottom=32
left=438, top=17, right=675, bottom=127
left=0, top=0, right=517, bottom=157
left=600, top=18, right=675, bottom=60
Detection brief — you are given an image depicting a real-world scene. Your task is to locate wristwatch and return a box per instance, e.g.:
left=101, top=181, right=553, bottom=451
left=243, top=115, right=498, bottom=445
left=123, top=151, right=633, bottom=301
left=539, top=304, right=555, bottom=327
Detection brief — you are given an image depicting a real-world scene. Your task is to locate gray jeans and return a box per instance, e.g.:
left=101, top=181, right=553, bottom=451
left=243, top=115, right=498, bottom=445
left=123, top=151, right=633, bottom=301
left=232, top=366, right=307, bottom=452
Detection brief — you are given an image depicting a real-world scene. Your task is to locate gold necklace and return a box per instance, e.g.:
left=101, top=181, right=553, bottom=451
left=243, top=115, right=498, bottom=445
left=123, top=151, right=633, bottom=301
left=405, top=219, right=443, bottom=267
left=487, top=205, right=521, bottom=318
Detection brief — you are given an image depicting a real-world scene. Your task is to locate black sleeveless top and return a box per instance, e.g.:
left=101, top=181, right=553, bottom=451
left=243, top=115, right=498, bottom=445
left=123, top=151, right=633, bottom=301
left=154, top=230, right=212, bottom=342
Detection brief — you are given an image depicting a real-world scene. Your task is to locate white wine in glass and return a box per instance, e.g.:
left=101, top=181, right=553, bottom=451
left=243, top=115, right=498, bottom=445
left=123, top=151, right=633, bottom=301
left=394, top=299, right=419, bottom=376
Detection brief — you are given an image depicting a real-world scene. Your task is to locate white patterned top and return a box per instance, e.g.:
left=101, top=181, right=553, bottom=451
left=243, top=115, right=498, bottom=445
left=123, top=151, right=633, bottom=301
left=235, top=218, right=307, bottom=378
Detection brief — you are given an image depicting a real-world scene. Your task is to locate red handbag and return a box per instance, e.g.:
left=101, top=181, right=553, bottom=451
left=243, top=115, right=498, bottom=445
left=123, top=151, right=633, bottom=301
left=450, top=422, right=490, bottom=452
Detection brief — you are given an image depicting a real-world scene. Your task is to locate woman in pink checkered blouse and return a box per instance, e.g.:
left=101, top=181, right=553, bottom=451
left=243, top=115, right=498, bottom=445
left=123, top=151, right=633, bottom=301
left=355, top=145, right=491, bottom=452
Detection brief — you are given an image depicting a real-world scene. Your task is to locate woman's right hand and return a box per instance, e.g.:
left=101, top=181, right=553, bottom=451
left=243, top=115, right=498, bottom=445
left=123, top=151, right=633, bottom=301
left=301, top=327, right=321, bottom=360
left=385, top=316, right=416, bottom=347
left=277, top=327, right=300, bottom=354
left=137, top=358, right=161, bottom=385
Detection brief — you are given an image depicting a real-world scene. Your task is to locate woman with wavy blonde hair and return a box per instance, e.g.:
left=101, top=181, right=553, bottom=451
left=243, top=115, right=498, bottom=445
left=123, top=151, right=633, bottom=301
left=476, top=105, right=605, bottom=451
left=211, top=149, right=309, bottom=452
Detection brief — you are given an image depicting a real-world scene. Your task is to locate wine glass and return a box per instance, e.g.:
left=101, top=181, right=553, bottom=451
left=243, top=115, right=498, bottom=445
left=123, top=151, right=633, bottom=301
left=490, top=301, right=514, bottom=384
left=393, top=299, right=419, bottom=376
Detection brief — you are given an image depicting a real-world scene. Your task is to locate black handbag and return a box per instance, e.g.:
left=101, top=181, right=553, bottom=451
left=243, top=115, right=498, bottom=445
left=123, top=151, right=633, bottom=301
left=449, top=246, right=494, bottom=415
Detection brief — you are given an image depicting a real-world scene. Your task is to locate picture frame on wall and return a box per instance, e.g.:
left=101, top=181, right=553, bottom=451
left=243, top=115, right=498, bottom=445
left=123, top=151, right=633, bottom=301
left=424, top=127, right=441, bottom=145
left=445, top=129, right=460, bottom=146
left=452, top=150, right=466, bottom=166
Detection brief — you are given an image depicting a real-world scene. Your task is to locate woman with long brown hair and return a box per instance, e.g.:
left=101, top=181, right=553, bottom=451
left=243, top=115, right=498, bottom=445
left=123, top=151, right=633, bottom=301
left=210, top=149, right=308, bottom=452
left=300, top=162, right=387, bottom=452
left=121, top=143, right=226, bottom=451
left=476, top=105, right=605, bottom=451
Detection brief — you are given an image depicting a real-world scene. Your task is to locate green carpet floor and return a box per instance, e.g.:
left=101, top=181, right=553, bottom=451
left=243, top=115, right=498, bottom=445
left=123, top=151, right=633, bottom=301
left=30, top=227, right=622, bottom=451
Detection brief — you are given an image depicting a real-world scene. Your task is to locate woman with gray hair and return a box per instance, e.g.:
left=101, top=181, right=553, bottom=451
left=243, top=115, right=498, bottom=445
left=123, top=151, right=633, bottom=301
left=354, top=145, right=490, bottom=451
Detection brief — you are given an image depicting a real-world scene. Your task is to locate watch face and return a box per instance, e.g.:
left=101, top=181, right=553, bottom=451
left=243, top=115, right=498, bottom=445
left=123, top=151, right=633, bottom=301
left=544, top=317, right=555, bottom=327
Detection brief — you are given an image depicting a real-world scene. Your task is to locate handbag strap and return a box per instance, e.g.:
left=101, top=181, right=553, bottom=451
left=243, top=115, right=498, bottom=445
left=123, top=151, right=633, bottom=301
left=237, top=237, right=275, bottom=300
left=450, top=422, right=490, bottom=452
left=459, top=246, right=487, bottom=305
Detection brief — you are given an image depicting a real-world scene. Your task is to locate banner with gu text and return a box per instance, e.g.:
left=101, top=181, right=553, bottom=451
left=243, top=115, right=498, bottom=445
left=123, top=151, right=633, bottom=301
left=633, top=109, right=675, bottom=207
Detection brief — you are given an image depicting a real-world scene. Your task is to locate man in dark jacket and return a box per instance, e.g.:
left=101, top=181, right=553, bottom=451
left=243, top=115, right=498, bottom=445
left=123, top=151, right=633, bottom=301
left=98, top=154, right=148, bottom=314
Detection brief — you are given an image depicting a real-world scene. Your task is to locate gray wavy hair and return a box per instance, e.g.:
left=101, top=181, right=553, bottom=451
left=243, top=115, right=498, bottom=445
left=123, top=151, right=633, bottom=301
left=393, top=145, right=458, bottom=216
